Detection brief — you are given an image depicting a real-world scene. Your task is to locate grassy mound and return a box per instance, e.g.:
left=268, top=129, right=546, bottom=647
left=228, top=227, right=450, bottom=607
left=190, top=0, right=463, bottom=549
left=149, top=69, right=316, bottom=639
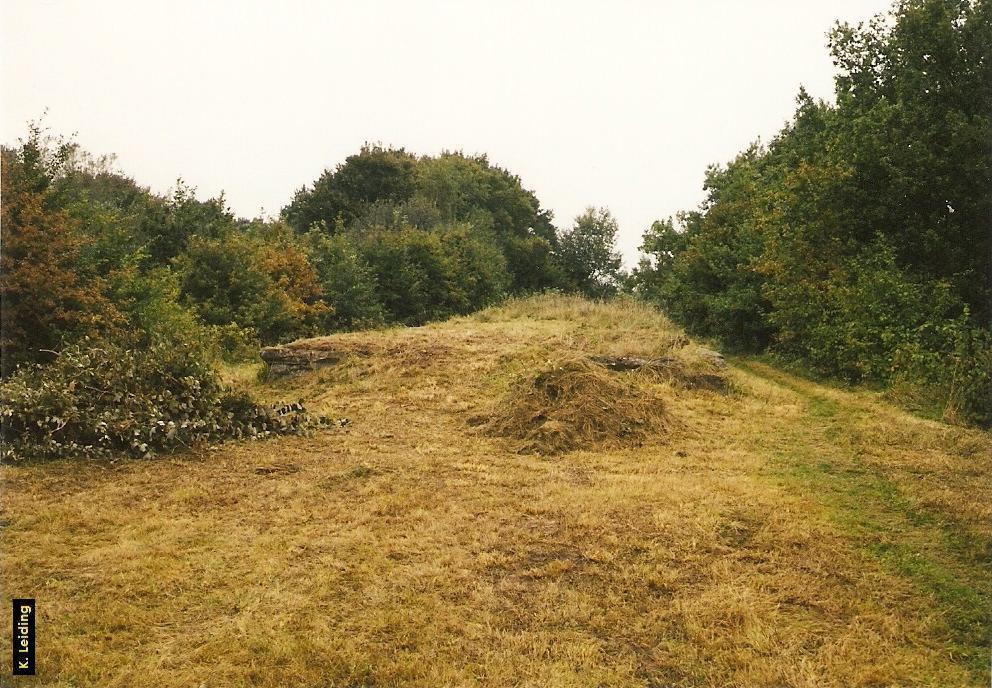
left=487, top=357, right=669, bottom=454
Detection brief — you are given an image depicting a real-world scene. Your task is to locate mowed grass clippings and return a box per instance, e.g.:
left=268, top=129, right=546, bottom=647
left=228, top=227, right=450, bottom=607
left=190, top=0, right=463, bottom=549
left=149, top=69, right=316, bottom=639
left=485, top=356, right=673, bottom=454
left=1, top=295, right=989, bottom=687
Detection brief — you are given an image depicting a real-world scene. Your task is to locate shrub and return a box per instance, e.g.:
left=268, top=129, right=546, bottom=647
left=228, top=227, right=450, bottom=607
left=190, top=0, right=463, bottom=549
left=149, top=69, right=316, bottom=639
left=502, top=233, right=565, bottom=293
left=891, top=325, right=992, bottom=428
left=304, top=231, right=385, bottom=331
left=175, top=233, right=326, bottom=345
left=438, top=224, right=511, bottom=313
left=207, top=323, right=261, bottom=362
left=108, top=264, right=261, bottom=362
left=356, top=227, right=460, bottom=325
left=106, top=263, right=202, bottom=344
left=1, top=146, right=121, bottom=374
left=946, top=331, right=992, bottom=428
left=763, top=245, right=969, bottom=380
left=0, top=337, right=319, bottom=461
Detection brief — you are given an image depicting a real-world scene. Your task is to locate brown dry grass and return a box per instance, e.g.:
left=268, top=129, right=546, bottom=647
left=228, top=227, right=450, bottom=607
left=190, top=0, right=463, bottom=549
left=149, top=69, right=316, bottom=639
left=485, top=357, right=672, bottom=454
left=1, top=294, right=989, bottom=687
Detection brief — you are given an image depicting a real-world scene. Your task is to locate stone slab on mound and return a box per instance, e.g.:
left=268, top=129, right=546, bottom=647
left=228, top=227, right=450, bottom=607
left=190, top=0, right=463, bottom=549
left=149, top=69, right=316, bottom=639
left=589, top=350, right=728, bottom=392
left=260, top=345, right=345, bottom=379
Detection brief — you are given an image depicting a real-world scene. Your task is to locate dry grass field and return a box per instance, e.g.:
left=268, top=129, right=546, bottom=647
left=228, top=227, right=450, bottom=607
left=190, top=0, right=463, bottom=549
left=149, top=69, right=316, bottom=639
left=2, top=295, right=990, bottom=687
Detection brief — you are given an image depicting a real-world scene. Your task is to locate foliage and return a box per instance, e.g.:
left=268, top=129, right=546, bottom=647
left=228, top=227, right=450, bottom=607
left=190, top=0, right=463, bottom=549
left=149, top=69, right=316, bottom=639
left=174, top=231, right=327, bottom=345
left=0, top=139, right=120, bottom=375
left=439, top=224, right=512, bottom=313
left=282, top=146, right=567, bottom=296
left=502, top=233, right=565, bottom=294
left=353, top=227, right=452, bottom=325
left=413, top=153, right=544, bottom=237
left=0, top=337, right=318, bottom=461
left=106, top=262, right=203, bottom=345
left=354, top=224, right=510, bottom=326
left=303, top=230, right=385, bottom=331
left=0, top=120, right=633, bottom=468
left=137, top=182, right=237, bottom=265
left=636, top=0, right=992, bottom=425
left=48, top=149, right=160, bottom=276
left=557, top=207, right=624, bottom=298
left=283, top=144, right=418, bottom=233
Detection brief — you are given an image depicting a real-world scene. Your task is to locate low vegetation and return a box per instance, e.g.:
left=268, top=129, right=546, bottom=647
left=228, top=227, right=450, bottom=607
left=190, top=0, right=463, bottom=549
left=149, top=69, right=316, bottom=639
left=0, top=0, right=988, bottom=684
left=0, top=121, right=624, bottom=462
left=1, top=128, right=625, bottom=379
left=0, top=338, right=319, bottom=461
left=3, top=1, right=987, bottom=431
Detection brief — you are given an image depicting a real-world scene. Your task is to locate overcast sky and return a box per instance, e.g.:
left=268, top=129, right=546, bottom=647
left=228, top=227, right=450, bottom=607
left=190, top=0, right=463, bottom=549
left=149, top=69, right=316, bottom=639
left=2, top=0, right=893, bottom=264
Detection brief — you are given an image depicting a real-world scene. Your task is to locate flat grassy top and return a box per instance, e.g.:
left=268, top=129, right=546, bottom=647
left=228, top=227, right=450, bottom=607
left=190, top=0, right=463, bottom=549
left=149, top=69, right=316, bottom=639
left=2, top=295, right=990, bottom=687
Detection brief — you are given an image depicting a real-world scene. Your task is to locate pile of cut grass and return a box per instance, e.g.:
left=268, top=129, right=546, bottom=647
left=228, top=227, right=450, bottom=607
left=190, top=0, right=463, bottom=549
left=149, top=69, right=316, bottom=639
left=486, top=357, right=670, bottom=454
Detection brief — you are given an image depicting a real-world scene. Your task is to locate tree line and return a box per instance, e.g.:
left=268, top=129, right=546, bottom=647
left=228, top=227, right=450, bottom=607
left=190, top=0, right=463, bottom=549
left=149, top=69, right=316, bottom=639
left=632, top=0, right=991, bottom=425
left=1, top=134, right=625, bottom=375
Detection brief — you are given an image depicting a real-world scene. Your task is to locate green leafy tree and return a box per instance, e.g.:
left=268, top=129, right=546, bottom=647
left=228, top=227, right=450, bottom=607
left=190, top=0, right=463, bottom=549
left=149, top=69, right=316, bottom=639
left=355, top=227, right=457, bottom=325
left=438, top=224, right=512, bottom=313
left=557, top=207, right=623, bottom=298
left=174, top=232, right=326, bottom=344
left=304, top=231, right=386, bottom=331
left=284, top=147, right=565, bottom=294
left=141, top=183, right=236, bottom=265
left=828, top=0, right=992, bottom=320
left=635, top=0, right=992, bottom=424
left=502, top=233, right=565, bottom=293
left=283, top=145, right=418, bottom=233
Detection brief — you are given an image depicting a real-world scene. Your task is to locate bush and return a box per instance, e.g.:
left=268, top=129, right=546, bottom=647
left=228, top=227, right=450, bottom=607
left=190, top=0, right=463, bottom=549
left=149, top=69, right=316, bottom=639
left=891, top=325, right=992, bottom=428
left=108, top=265, right=261, bottom=362
left=438, top=224, right=511, bottom=313
left=1, top=146, right=121, bottom=374
left=175, top=233, right=326, bottom=345
left=207, top=322, right=261, bottom=362
left=502, top=233, right=565, bottom=293
left=944, top=330, right=992, bottom=428
left=763, top=245, right=968, bottom=380
left=635, top=0, right=991, bottom=427
left=106, top=263, right=202, bottom=344
left=0, top=337, right=318, bottom=461
left=356, top=227, right=453, bottom=325
left=304, top=230, right=385, bottom=331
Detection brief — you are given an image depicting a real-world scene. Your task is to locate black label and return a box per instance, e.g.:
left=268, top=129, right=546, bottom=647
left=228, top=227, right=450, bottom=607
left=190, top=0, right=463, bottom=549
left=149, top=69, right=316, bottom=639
left=12, top=599, right=34, bottom=675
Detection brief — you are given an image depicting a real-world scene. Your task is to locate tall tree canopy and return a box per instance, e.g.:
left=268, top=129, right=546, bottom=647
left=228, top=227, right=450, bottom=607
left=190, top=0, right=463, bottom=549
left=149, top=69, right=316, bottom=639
left=635, top=0, right=991, bottom=425
left=281, top=146, right=565, bottom=293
